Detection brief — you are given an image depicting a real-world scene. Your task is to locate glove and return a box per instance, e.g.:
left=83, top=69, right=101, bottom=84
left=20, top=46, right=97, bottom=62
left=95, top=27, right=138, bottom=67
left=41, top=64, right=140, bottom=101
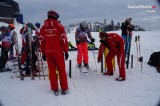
left=100, top=40, right=110, bottom=50
left=97, top=59, right=101, bottom=63
left=116, top=45, right=120, bottom=49
left=42, top=54, right=46, bottom=61
left=0, top=44, right=1, bottom=48
left=99, top=40, right=105, bottom=43
left=76, top=40, right=80, bottom=44
left=91, top=38, right=95, bottom=43
left=65, top=53, right=69, bottom=60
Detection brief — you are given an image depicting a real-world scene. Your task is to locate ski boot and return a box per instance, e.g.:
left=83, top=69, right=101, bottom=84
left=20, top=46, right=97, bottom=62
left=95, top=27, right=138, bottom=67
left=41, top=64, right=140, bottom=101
left=61, top=89, right=69, bottom=95
left=84, top=63, right=89, bottom=69
left=103, top=71, right=113, bottom=76
left=115, top=77, right=125, bottom=81
left=53, top=90, right=59, bottom=96
left=78, top=64, right=82, bottom=68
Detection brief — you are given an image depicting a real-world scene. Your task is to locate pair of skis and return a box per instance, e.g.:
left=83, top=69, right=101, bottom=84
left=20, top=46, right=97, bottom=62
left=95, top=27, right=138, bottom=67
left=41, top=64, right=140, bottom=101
left=77, top=65, right=98, bottom=73
left=135, top=35, right=143, bottom=70
left=11, top=31, right=24, bottom=80
left=18, top=26, right=34, bottom=80
left=26, top=26, right=34, bottom=80
left=53, top=89, right=70, bottom=96
left=77, top=66, right=89, bottom=73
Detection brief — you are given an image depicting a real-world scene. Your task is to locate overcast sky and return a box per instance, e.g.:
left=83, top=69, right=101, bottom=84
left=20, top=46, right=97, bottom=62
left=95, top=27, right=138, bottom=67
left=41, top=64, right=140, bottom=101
left=14, top=0, right=160, bottom=30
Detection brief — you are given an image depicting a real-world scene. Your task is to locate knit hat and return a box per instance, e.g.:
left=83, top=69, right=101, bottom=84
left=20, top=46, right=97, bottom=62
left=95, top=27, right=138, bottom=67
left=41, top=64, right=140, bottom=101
left=99, top=32, right=107, bottom=38
left=8, top=24, right=15, bottom=30
left=48, top=10, right=59, bottom=20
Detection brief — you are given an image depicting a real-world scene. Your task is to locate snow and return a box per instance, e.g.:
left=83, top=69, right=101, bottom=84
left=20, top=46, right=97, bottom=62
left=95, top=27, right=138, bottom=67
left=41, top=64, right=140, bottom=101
left=0, top=22, right=160, bottom=106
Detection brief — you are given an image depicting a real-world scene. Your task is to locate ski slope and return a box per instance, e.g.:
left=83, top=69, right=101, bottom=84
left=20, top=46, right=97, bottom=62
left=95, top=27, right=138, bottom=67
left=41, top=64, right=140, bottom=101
left=0, top=22, right=160, bottom=106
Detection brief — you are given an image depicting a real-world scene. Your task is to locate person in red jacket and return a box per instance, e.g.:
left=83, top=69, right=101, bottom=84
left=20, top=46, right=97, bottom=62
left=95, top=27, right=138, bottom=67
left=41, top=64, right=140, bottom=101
left=97, top=32, right=126, bottom=81
left=40, top=10, right=69, bottom=95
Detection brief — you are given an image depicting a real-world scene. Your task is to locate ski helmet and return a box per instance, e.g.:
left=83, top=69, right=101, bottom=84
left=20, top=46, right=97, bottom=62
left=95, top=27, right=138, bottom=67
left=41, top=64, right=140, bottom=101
left=27, top=22, right=36, bottom=30
left=35, top=22, right=41, bottom=28
left=80, top=22, right=88, bottom=31
left=47, top=10, right=59, bottom=20
left=0, top=26, right=8, bottom=31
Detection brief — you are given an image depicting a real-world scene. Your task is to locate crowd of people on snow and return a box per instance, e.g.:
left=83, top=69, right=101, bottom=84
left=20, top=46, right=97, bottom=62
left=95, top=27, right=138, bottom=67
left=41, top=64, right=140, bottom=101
left=0, top=10, right=159, bottom=96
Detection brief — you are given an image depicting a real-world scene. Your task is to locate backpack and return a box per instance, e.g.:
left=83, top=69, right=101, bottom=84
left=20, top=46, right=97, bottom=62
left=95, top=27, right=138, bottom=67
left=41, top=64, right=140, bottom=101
left=148, top=51, right=160, bottom=67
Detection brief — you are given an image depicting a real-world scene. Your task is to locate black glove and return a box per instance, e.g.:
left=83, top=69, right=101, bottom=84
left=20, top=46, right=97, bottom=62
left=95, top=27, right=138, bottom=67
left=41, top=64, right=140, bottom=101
left=65, top=53, right=69, bottom=60
left=89, top=42, right=93, bottom=44
left=100, top=40, right=110, bottom=49
left=91, top=38, right=95, bottom=43
left=99, top=40, right=106, bottom=44
left=76, top=40, right=80, bottom=44
left=116, top=45, right=120, bottom=49
left=42, top=54, right=46, bottom=61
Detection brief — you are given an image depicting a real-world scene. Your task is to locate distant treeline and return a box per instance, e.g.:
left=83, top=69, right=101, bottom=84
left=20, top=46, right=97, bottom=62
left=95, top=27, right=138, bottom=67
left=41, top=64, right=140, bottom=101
left=65, top=20, right=145, bottom=33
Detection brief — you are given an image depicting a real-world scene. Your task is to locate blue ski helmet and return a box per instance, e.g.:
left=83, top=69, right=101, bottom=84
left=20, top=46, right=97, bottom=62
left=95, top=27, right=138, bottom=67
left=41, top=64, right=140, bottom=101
left=35, top=22, right=40, bottom=28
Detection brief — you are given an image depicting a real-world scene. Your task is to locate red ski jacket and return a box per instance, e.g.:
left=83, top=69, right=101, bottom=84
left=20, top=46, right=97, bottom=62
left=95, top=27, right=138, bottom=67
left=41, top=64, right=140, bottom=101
left=98, top=33, right=124, bottom=61
left=40, top=19, right=68, bottom=55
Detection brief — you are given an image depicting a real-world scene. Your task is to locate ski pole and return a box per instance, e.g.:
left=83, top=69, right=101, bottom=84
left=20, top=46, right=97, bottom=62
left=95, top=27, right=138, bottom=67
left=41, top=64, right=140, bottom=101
left=36, top=48, right=41, bottom=80
left=92, top=43, right=98, bottom=75
left=40, top=52, right=45, bottom=80
left=138, top=35, right=141, bottom=57
left=131, top=54, right=133, bottom=68
left=138, top=35, right=143, bottom=70
left=69, top=60, right=71, bottom=78
left=100, top=54, right=104, bottom=73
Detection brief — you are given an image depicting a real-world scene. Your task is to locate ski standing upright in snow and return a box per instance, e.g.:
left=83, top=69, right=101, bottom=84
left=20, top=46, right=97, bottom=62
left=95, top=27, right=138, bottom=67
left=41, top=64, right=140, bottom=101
left=138, top=35, right=143, bottom=70
left=135, top=35, right=143, bottom=70
left=12, top=31, right=24, bottom=80
left=27, top=26, right=34, bottom=80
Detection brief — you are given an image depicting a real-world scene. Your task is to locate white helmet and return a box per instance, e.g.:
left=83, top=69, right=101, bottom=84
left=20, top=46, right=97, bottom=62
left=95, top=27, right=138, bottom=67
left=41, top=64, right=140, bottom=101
left=80, top=21, right=88, bottom=30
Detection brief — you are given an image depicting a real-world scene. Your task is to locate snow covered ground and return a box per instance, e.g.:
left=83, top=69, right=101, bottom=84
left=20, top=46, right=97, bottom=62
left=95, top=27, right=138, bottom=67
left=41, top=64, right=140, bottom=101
left=0, top=23, right=160, bottom=106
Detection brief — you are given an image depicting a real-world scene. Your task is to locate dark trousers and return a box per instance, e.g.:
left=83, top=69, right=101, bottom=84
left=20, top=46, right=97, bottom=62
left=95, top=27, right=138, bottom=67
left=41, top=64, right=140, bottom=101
left=0, top=48, right=9, bottom=69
